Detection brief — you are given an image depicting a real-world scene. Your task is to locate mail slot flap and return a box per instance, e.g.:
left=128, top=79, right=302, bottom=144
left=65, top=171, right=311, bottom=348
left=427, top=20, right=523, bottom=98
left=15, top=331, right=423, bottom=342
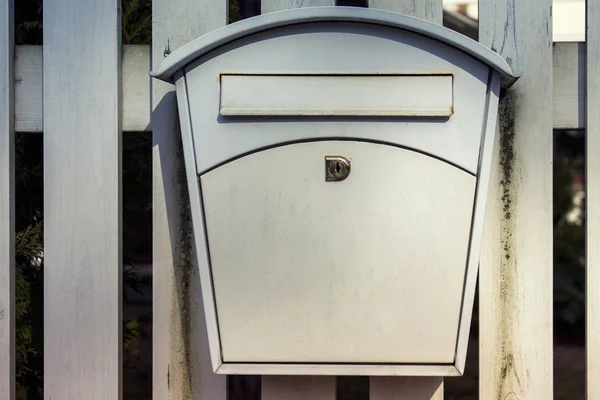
left=220, top=74, right=454, bottom=117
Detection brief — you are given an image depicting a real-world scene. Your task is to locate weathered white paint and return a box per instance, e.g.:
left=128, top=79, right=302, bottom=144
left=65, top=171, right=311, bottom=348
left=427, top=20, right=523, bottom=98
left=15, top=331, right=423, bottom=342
left=367, top=0, right=444, bottom=397
left=43, top=0, right=122, bottom=397
left=13, top=43, right=584, bottom=132
left=219, top=74, right=454, bottom=116
left=151, top=0, right=227, bottom=398
left=262, top=376, right=336, bottom=400
left=368, top=0, right=442, bottom=24
left=0, top=0, right=14, bottom=397
left=14, top=46, right=42, bottom=132
left=370, top=377, right=444, bottom=400
left=587, top=0, right=600, bottom=396
left=262, top=0, right=334, bottom=13
left=15, top=45, right=150, bottom=132
left=479, top=0, right=554, bottom=398
left=554, top=42, right=585, bottom=129
left=122, top=45, right=151, bottom=131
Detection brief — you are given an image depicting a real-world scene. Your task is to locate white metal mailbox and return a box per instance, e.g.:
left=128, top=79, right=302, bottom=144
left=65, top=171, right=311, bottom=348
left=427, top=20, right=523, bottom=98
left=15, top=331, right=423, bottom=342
left=152, top=6, right=517, bottom=376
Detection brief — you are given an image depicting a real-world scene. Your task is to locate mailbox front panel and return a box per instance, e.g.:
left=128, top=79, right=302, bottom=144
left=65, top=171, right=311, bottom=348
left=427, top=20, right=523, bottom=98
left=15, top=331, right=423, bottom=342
left=201, top=140, right=475, bottom=364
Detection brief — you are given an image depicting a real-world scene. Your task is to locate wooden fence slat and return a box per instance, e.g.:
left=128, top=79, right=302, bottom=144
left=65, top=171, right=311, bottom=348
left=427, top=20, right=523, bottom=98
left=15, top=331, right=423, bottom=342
left=256, top=0, right=335, bottom=395
left=262, top=376, right=336, bottom=400
left=258, top=2, right=337, bottom=398
left=479, top=0, right=554, bottom=397
left=554, top=42, right=585, bottom=129
left=262, top=0, right=335, bottom=13
left=366, top=0, right=443, bottom=398
left=370, top=377, right=443, bottom=400
left=587, top=0, right=600, bottom=396
left=43, top=0, right=122, bottom=397
left=15, top=45, right=150, bottom=132
left=14, top=46, right=42, bottom=132
left=122, top=45, right=151, bottom=132
left=151, top=0, right=227, bottom=398
left=13, top=44, right=585, bottom=133
left=0, top=0, right=14, bottom=397
left=367, top=0, right=442, bottom=24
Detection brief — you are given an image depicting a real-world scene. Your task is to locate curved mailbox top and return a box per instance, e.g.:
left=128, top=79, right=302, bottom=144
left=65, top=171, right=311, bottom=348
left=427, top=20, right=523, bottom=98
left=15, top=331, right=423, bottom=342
left=151, top=6, right=518, bottom=87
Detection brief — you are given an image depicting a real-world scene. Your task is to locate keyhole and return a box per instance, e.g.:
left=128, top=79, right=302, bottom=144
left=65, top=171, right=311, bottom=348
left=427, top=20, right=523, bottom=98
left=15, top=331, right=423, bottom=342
left=325, top=156, right=351, bottom=182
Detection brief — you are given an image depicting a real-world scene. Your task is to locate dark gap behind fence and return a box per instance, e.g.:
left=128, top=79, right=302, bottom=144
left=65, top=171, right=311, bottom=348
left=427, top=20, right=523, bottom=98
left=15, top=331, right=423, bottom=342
left=553, top=129, right=585, bottom=400
left=123, top=133, right=153, bottom=400
left=15, top=133, right=44, bottom=400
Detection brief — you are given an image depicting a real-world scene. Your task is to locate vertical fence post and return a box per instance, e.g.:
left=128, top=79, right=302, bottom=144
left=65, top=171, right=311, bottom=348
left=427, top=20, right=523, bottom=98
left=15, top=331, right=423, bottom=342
left=587, top=0, right=600, bottom=397
left=478, top=0, right=554, bottom=397
left=366, top=2, right=444, bottom=399
left=262, top=376, right=337, bottom=400
left=151, top=0, right=227, bottom=398
left=0, top=0, right=14, bottom=397
left=262, top=0, right=334, bottom=12
left=43, top=0, right=123, bottom=397
left=258, top=4, right=337, bottom=398
left=367, top=0, right=442, bottom=26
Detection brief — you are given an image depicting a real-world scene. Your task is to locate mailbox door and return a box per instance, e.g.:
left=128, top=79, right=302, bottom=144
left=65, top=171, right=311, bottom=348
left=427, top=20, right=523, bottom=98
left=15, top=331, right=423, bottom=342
left=200, top=140, right=476, bottom=364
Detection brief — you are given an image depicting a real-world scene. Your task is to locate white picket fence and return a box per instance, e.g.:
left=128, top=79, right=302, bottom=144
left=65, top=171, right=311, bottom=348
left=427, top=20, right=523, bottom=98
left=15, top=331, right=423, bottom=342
left=0, top=0, right=596, bottom=398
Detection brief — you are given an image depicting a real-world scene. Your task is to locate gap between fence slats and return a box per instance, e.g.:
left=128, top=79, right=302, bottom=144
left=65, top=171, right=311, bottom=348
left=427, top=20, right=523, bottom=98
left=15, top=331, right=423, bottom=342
left=479, top=0, right=554, bottom=397
left=151, top=0, right=227, bottom=399
left=0, top=0, right=15, bottom=397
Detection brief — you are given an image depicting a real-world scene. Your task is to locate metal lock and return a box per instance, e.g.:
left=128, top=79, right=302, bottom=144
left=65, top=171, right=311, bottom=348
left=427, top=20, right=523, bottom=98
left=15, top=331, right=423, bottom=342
left=325, top=156, right=351, bottom=182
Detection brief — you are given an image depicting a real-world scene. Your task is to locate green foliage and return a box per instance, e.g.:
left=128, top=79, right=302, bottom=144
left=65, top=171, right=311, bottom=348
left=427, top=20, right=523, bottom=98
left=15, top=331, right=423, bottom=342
left=230, top=0, right=243, bottom=23
left=124, top=320, right=141, bottom=357
left=122, top=0, right=152, bottom=44
left=15, top=134, right=43, bottom=399
left=15, top=0, right=42, bottom=45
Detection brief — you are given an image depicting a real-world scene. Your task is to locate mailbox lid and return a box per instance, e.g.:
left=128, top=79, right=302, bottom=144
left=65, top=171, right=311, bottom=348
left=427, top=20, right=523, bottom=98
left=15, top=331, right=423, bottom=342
left=184, top=20, right=491, bottom=174
left=151, top=7, right=516, bottom=86
left=201, top=140, right=476, bottom=364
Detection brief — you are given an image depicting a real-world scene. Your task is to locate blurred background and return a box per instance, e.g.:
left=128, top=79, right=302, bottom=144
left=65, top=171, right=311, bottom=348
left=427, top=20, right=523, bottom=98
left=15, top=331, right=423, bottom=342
left=13, top=0, right=586, bottom=398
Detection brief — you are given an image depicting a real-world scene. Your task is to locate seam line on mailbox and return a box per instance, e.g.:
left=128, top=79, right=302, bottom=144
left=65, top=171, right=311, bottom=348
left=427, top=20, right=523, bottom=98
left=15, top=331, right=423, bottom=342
left=197, top=137, right=476, bottom=177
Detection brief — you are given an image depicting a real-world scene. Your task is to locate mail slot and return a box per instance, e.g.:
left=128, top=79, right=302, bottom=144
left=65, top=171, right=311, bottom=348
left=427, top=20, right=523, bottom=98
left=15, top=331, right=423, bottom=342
left=151, top=6, right=517, bottom=377
left=219, top=74, right=454, bottom=116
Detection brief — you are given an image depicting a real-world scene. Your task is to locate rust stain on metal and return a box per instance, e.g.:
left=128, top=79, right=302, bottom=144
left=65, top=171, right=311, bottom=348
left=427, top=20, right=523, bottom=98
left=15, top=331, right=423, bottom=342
left=495, top=90, right=523, bottom=400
